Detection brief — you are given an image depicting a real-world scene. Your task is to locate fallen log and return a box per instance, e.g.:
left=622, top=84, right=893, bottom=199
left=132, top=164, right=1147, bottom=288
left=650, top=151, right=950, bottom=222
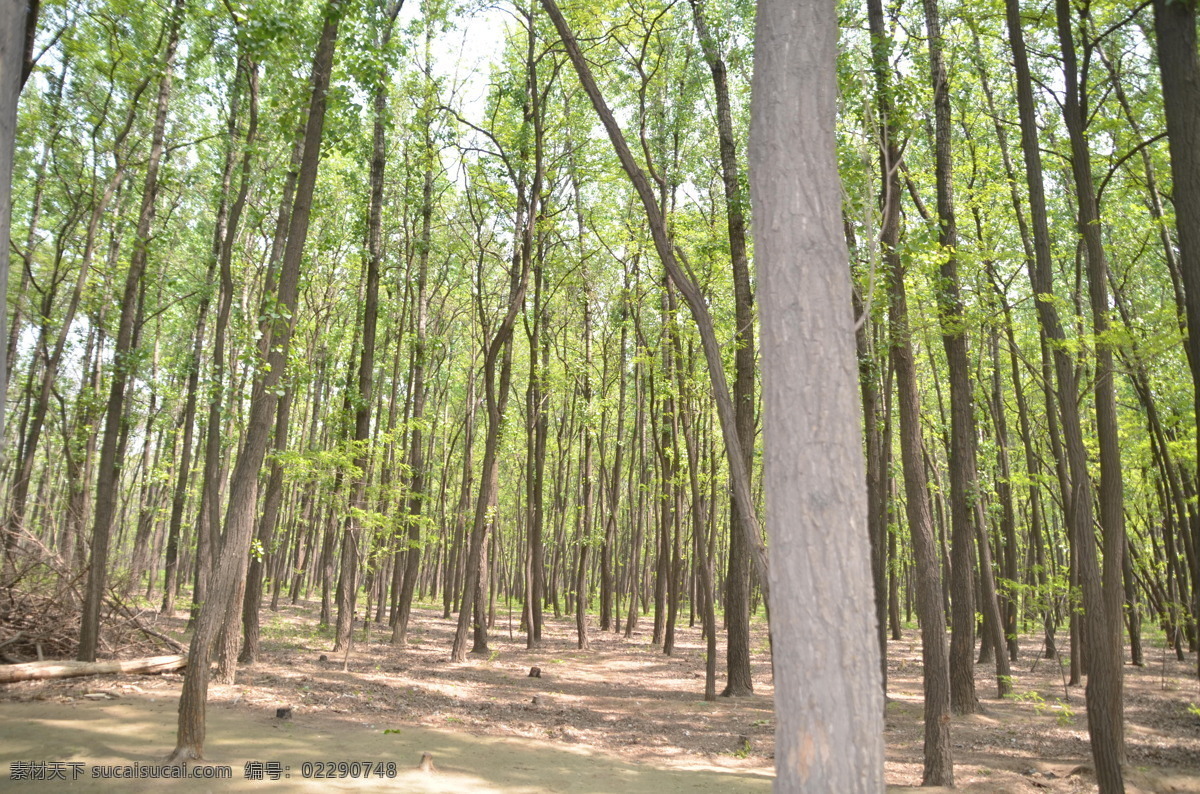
left=0, top=655, right=186, bottom=684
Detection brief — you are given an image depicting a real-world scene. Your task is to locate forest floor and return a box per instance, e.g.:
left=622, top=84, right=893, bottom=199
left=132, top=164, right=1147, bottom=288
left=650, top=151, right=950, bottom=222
left=1, top=599, right=1199, bottom=792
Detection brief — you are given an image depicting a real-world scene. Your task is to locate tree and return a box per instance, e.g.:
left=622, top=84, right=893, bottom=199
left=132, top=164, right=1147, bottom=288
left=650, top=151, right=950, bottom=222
left=169, top=0, right=345, bottom=759
left=336, top=0, right=405, bottom=654
left=919, top=0, right=1012, bottom=702
left=863, top=0, right=953, bottom=779
left=0, top=0, right=29, bottom=451
left=750, top=0, right=884, bottom=788
left=687, top=0, right=756, bottom=698
left=1006, top=0, right=1124, bottom=787
left=78, top=0, right=186, bottom=662
left=1151, top=0, right=1200, bottom=675
left=540, top=0, right=770, bottom=612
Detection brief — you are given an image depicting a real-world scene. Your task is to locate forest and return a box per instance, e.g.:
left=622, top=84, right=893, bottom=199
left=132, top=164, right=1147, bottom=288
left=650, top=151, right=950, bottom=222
left=0, top=0, right=1198, bottom=790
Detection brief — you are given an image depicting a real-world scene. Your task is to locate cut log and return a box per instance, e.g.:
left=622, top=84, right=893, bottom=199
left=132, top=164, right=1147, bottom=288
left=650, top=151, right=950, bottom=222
left=0, top=654, right=186, bottom=684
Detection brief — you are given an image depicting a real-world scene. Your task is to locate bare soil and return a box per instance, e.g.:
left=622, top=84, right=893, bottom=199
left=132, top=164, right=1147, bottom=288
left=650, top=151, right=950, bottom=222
left=1, top=601, right=1199, bottom=792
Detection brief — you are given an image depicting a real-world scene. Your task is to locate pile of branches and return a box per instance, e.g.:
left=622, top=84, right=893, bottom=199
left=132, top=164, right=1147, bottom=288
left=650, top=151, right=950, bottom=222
left=1, top=545, right=184, bottom=664
left=0, top=548, right=83, bottom=662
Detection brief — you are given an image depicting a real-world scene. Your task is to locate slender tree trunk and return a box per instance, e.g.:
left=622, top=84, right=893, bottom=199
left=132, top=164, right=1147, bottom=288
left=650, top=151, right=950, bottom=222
left=78, top=0, right=185, bottom=661
left=575, top=288, right=593, bottom=651
left=625, top=352, right=647, bottom=639
left=393, top=25, right=436, bottom=645
left=1006, top=1, right=1122, bottom=786
left=599, top=289, right=626, bottom=634
left=874, top=39, right=955, bottom=789
left=451, top=199, right=531, bottom=662
left=524, top=255, right=549, bottom=646
left=988, top=328, right=1020, bottom=661
left=1056, top=2, right=1127, bottom=781
left=170, top=0, right=343, bottom=758
left=921, top=0, right=1014, bottom=705
left=0, top=0, right=32, bottom=449
left=688, top=0, right=756, bottom=697
left=541, top=0, right=769, bottom=606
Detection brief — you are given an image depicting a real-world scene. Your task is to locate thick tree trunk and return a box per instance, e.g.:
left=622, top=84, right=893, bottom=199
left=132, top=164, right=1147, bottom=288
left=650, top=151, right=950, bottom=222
left=750, top=0, right=885, bottom=786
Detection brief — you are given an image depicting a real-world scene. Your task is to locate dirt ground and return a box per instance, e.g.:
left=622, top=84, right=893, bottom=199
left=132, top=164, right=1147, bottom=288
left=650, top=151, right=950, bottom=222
left=1, top=601, right=1199, bottom=792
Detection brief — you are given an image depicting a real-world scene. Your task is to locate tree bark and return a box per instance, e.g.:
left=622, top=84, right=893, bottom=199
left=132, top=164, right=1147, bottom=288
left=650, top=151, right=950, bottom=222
left=451, top=193, right=530, bottom=662
left=1055, top=2, right=1127, bottom=783
left=920, top=0, right=1014, bottom=705
left=238, top=387, right=292, bottom=665
left=0, top=655, right=186, bottom=685
left=0, top=0, right=30, bottom=449
left=340, top=0, right=403, bottom=651
left=750, top=0, right=885, bottom=786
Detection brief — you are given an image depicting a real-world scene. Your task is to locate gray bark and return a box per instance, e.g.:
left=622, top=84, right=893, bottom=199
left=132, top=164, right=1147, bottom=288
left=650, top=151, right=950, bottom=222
left=750, top=0, right=884, bottom=789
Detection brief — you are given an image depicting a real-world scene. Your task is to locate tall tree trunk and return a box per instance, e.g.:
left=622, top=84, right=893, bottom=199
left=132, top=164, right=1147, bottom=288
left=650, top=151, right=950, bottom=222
left=339, top=0, right=404, bottom=652
left=1151, top=0, right=1200, bottom=676
left=575, top=286, right=594, bottom=651
left=988, top=327, right=1020, bottom=661
left=1006, top=1, right=1123, bottom=787
left=920, top=0, right=1013, bottom=706
left=392, top=17, right=436, bottom=646
left=78, top=0, right=185, bottom=661
left=0, top=0, right=32, bottom=448
left=524, top=249, right=549, bottom=646
left=625, top=347, right=648, bottom=639
left=1056, top=1, right=1128, bottom=781
left=541, top=0, right=769, bottom=607
left=878, top=34, right=955, bottom=794
left=599, top=283, right=628, bottom=633
left=688, top=0, right=756, bottom=698
left=170, top=0, right=343, bottom=759
left=864, top=0, right=953, bottom=779
left=751, top=0, right=885, bottom=785
left=444, top=365, right=476, bottom=619
left=451, top=196, right=531, bottom=662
